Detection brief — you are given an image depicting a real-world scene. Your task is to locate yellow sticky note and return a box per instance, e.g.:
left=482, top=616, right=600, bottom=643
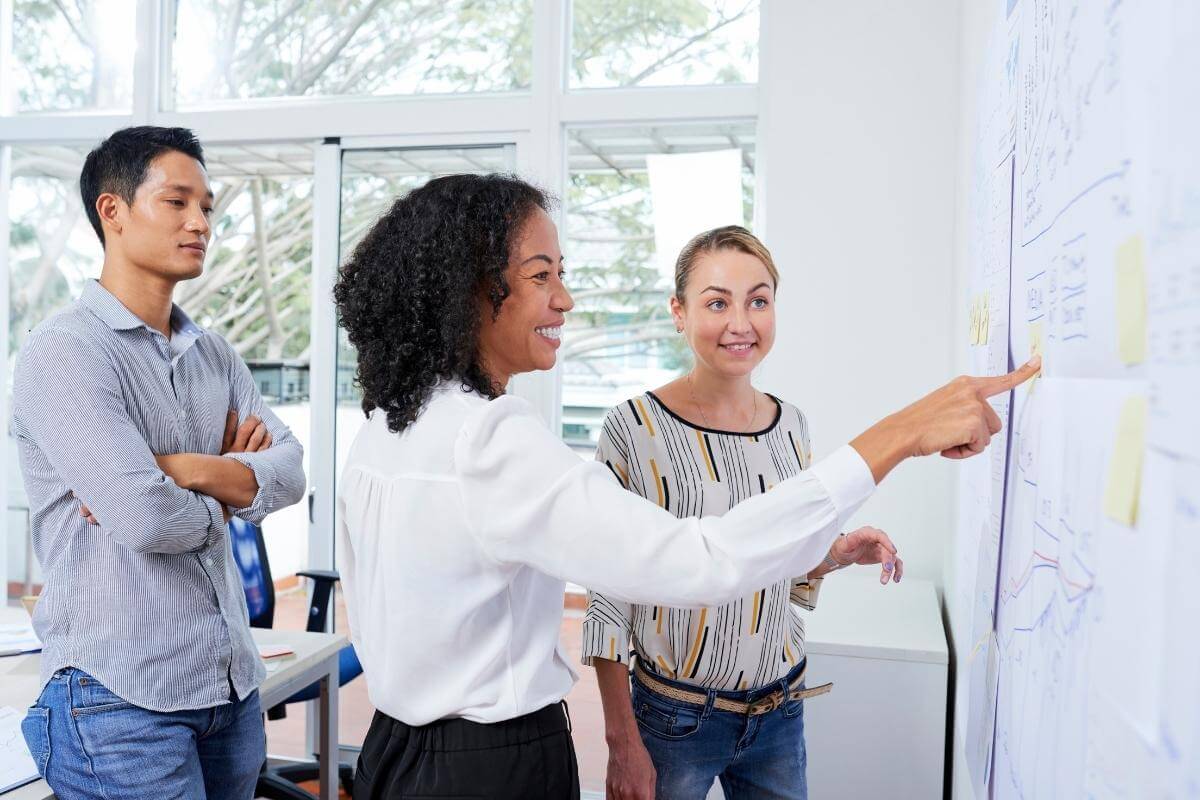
left=1029, top=320, right=1045, bottom=360
left=1102, top=395, right=1148, bottom=526
left=1115, top=235, right=1147, bottom=365
left=982, top=302, right=991, bottom=344
left=969, top=298, right=980, bottom=344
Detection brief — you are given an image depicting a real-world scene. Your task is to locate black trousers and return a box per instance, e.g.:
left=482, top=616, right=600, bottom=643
left=353, top=701, right=580, bottom=800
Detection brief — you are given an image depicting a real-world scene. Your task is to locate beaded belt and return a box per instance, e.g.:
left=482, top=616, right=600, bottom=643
left=634, top=660, right=833, bottom=717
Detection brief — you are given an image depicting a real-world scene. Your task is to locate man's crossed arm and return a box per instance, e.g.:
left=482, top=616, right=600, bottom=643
left=78, top=411, right=271, bottom=525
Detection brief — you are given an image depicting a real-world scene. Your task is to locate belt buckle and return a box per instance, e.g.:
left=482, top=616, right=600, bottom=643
left=748, top=691, right=782, bottom=716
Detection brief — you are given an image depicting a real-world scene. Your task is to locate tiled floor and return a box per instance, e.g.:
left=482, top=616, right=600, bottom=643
left=268, top=588, right=611, bottom=796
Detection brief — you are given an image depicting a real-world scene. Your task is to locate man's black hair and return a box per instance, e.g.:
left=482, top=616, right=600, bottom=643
left=79, top=126, right=206, bottom=245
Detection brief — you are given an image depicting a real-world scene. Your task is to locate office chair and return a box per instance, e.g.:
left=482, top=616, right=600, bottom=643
left=229, top=517, right=362, bottom=799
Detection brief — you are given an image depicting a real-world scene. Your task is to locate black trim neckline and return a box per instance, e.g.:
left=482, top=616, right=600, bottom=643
left=645, top=390, right=783, bottom=437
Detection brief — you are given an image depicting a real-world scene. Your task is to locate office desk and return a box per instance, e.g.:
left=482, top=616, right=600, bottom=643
left=0, top=607, right=347, bottom=800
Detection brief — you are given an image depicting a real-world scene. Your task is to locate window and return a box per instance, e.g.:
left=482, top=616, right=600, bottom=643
left=570, top=0, right=759, bottom=89
left=560, top=121, right=756, bottom=449
left=170, top=0, right=533, bottom=107
left=2, top=5, right=762, bottom=791
left=5, top=146, right=96, bottom=357
left=10, top=0, right=136, bottom=112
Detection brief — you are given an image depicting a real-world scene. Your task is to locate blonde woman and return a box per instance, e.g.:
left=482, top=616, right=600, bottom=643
left=583, top=226, right=904, bottom=800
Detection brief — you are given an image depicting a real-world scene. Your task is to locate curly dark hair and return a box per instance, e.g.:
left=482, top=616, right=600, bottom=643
left=333, top=173, right=551, bottom=434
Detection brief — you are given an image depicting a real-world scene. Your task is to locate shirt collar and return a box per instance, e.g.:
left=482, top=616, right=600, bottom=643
left=81, top=279, right=205, bottom=339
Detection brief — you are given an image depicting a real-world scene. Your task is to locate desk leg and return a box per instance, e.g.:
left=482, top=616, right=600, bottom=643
left=318, top=659, right=339, bottom=800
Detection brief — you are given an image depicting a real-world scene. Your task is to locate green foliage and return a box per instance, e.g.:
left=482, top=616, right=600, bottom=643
left=571, top=0, right=757, bottom=86
left=179, top=0, right=533, bottom=102
left=7, top=0, right=759, bottom=381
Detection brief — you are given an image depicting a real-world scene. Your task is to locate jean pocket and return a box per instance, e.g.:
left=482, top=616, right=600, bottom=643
left=781, top=685, right=806, bottom=719
left=20, top=706, right=50, bottom=773
left=72, top=674, right=134, bottom=715
left=634, top=697, right=702, bottom=741
left=781, top=698, right=805, bottom=719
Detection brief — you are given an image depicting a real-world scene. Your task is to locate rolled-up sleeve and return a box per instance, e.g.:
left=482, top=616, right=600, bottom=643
left=222, top=342, right=306, bottom=522
left=13, top=329, right=224, bottom=554
left=581, top=591, right=633, bottom=666
left=789, top=576, right=824, bottom=610
left=454, top=395, right=875, bottom=607
left=581, top=412, right=638, bottom=665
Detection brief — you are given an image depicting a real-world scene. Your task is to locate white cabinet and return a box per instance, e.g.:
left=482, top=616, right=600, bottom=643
left=802, top=575, right=948, bottom=799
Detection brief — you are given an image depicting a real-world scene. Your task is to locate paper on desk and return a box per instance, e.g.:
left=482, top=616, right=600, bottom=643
left=0, top=705, right=39, bottom=794
left=0, top=624, right=41, bottom=657
left=257, top=644, right=295, bottom=660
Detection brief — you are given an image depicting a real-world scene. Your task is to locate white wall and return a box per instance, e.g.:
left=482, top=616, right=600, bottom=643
left=757, top=0, right=961, bottom=587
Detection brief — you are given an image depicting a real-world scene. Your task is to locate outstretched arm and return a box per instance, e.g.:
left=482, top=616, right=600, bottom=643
left=457, top=359, right=1040, bottom=607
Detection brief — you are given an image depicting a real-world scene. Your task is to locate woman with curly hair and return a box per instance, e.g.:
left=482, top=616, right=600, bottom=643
left=333, top=173, right=1038, bottom=800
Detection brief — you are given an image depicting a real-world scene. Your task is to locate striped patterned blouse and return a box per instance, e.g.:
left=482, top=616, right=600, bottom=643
left=581, top=391, right=824, bottom=691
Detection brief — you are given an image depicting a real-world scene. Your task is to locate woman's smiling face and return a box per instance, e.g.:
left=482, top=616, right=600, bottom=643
left=672, top=247, right=777, bottom=379
left=477, top=208, right=575, bottom=386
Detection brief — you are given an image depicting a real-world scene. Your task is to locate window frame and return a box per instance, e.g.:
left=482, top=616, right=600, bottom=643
left=0, top=0, right=767, bottom=582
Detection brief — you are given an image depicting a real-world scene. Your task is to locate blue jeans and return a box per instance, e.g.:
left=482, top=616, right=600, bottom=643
left=21, top=668, right=265, bottom=800
left=633, top=661, right=809, bottom=800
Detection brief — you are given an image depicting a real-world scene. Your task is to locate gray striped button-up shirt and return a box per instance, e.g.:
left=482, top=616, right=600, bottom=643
left=12, top=280, right=306, bottom=712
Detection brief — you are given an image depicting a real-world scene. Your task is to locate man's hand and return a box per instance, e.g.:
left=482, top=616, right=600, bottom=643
left=221, top=410, right=271, bottom=454
left=851, top=357, right=1041, bottom=483
left=152, top=411, right=273, bottom=512
left=73, top=492, right=98, bottom=525
left=829, top=526, right=904, bottom=584
left=605, top=734, right=657, bottom=800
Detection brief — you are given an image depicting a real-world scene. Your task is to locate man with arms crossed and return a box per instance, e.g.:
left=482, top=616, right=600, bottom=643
left=12, top=126, right=306, bottom=799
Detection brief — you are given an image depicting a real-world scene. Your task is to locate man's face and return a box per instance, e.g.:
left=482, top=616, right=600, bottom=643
left=106, top=151, right=214, bottom=281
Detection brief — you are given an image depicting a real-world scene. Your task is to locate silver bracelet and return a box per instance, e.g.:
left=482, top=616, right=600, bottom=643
left=820, top=533, right=852, bottom=572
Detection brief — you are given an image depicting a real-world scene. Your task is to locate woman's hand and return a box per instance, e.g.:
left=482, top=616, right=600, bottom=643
left=850, top=357, right=1041, bottom=483
left=829, top=526, right=904, bottom=584
left=606, top=734, right=657, bottom=800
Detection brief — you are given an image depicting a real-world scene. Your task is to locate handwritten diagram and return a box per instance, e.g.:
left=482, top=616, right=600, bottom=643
left=954, top=0, right=1200, bottom=797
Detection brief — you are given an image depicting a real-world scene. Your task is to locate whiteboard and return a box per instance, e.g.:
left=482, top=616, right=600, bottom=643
left=950, top=1, right=1200, bottom=797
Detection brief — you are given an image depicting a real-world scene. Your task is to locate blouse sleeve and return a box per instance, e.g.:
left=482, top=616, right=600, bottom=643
left=454, top=395, right=875, bottom=608
left=581, top=413, right=636, bottom=665
left=790, top=404, right=824, bottom=610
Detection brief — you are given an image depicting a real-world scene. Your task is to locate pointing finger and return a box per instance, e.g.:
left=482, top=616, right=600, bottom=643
left=977, top=356, right=1041, bottom=398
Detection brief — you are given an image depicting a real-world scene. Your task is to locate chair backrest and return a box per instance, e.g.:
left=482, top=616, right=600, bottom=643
left=228, top=517, right=276, bottom=629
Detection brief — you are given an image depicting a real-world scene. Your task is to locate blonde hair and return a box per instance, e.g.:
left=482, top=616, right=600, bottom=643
left=673, top=225, right=779, bottom=301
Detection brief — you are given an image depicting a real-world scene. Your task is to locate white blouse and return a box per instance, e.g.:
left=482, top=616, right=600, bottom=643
left=336, top=382, right=875, bottom=726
